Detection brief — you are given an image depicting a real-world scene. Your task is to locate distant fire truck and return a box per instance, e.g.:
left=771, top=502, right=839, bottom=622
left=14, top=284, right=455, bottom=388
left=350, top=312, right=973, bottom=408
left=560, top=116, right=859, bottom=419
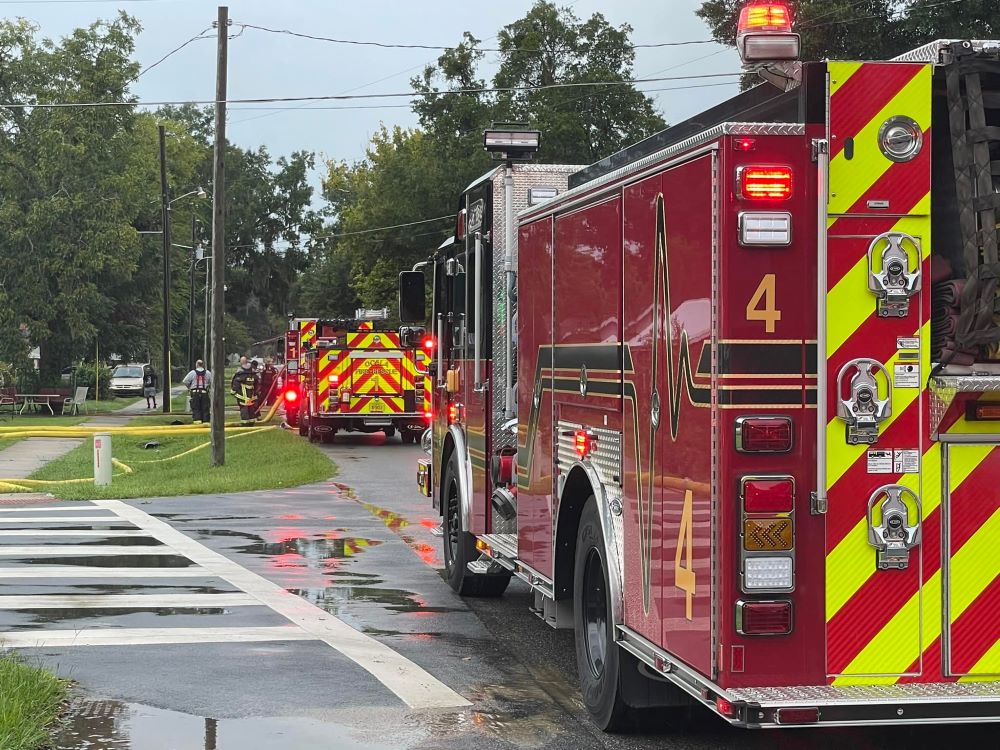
left=298, top=309, right=430, bottom=443
left=401, top=4, right=1000, bottom=730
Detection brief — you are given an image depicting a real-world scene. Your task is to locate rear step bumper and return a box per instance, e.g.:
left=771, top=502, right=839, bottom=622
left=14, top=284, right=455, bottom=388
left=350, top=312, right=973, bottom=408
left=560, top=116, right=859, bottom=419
left=617, top=626, right=1000, bottom=728
left=726, top=683, right=1000, bottom=727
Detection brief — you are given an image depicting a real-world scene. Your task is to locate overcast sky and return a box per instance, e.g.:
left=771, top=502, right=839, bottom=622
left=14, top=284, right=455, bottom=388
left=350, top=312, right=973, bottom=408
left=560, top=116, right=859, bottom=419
left=6, top=0, right=741, bottom=189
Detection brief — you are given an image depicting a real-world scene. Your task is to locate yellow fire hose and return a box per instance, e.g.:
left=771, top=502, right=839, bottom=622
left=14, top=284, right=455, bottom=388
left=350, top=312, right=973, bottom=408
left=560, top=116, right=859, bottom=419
left=0, top=426, right=276, bottom=489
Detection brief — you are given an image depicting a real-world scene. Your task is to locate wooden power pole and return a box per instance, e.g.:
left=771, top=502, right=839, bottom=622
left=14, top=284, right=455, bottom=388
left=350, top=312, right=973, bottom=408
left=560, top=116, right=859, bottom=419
left=210, top=5, right=229, bottom=466
left=159, top=124, right=172, bottom=413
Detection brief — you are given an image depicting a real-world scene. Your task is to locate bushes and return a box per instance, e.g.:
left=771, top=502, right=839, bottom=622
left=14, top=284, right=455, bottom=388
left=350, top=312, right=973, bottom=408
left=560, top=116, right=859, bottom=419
left=71, top=362, right=112, bottom=400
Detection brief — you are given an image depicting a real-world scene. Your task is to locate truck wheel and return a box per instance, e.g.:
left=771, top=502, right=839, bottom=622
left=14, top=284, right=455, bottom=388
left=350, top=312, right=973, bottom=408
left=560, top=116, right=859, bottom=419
left=442, top=451, right=510, bottom=597
left=384, top=426, right=396, bottom=440
left=298, top=415, right=307, bottom=437
left=307, top=416, right=318, bottom=443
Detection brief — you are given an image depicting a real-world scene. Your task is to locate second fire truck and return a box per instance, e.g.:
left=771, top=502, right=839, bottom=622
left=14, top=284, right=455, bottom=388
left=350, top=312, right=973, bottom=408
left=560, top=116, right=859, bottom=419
left=296, top=310, right=431, bottom=443
left=402, top=3, right=1000, bottom=731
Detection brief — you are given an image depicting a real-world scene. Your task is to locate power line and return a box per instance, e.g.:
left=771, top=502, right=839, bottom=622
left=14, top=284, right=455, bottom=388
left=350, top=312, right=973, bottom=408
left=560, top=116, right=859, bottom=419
left=134, top=26, right=213, bottom=83
left=232, top=22, right=717, bottom=53
left=0, top=72, right=744, bottom=109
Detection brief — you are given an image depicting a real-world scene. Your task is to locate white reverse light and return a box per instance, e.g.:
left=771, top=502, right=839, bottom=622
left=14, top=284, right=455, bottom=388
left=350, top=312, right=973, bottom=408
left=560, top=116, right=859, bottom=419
left=740, top=212, right=792, bottom=246
left=744, top=556, right=794, bottom=591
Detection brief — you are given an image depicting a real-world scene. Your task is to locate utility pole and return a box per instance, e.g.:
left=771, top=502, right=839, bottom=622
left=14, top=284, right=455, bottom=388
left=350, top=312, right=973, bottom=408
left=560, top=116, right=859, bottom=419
left=203, top=262, right=210, bottom=372
left=158, top=124, right=172, bottom=414
left=187, top=215, right=198, bottom=371
left=210, top=5, right=229, bottom=466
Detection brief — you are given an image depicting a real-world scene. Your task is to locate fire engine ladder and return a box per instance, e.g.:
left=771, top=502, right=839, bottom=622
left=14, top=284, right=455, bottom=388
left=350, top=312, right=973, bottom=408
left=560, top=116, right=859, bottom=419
left=946, top=41, right=1000, bottom=354
left=931, top=42, right=1000, bottom=437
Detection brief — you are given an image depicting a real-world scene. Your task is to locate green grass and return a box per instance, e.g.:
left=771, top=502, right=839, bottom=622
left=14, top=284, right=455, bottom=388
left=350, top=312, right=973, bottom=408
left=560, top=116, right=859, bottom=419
left=29, top=427, right=334, bottom=500
left=0, top=652, right=66, bottom=750
left=87, top=396, right=143, bottom=412
left=0, top=414, right=89, bottom=428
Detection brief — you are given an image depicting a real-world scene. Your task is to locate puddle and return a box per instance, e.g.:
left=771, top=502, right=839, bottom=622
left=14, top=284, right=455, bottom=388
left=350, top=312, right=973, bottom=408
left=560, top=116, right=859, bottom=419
left=74, top=537, right=162, bottom=547
left=237, top=536, right=383, bottom=562
left=54, top=698, right=411, bottom=749
left=287, top=586, right=463, bottom=616
left=17, top=607, right=238, bottom=624
left=20, top=555, right=194, bottom=568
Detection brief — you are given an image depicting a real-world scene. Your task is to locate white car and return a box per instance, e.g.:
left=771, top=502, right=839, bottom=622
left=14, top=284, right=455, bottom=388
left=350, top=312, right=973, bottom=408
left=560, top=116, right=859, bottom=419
left=109, top=364, right=147, bottom=397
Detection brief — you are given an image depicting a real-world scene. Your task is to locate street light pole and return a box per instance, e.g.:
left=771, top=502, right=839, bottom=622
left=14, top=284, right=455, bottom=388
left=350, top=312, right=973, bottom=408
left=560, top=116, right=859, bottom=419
left=187, top=215, right=198, bottom=371
left=158, top=124, right=172, bottom=414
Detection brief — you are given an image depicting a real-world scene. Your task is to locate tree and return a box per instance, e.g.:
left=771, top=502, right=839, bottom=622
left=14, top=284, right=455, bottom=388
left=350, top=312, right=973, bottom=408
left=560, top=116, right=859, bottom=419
left=695, top=1, right=1000, bottom=62
left=0, top=14, right=150, bottom=379
left=299, top=1, right=668, bottom=316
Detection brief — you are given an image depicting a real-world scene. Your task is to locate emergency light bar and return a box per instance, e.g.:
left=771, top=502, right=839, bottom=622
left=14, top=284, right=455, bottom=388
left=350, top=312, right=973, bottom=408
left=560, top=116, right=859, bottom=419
left=484, top=127, right=541, bottom=160
left=354, top=308, right=389, bottom=321
left=736, top=2, right=800, bottom=64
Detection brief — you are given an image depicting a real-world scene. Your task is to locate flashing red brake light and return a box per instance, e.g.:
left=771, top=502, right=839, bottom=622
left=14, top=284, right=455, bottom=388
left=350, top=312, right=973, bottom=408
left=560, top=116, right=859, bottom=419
left=284, top=389, right=298, bottom=403
left=739, top=166, right=793, bottom=200
left=424, top=410, right=433, bottom=422
left=737, top=3, right=792, bottom=33
left=742, top=477, right=794, bottom=514
left=574, top=429, right=593, bottom=459
left=736, top=416, right=792, bottom=453
left=423, top=337, right=435, bottom=352
left=737, top=600, right=793, bottom=635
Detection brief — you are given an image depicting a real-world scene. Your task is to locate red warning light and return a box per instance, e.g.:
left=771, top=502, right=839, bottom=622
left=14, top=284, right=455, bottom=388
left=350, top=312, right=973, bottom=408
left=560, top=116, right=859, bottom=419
left=423, top=337, right=435, bottom=352
left=284, top=389, right=298, bottom=403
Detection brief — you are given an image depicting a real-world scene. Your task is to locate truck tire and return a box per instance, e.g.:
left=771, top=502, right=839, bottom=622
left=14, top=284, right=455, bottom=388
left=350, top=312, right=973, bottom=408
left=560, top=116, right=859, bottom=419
left=306, top=415, right=318, bottom=443
left=298, top=415, right=307, bottom=437
left=574, top=498, right=688, bottom=731
left=442, top=451, right=510, bottom=598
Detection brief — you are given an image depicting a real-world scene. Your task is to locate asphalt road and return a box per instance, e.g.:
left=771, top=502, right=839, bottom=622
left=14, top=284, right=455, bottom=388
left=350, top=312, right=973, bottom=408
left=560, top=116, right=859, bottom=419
left=1, top=431, right=993, bottom=749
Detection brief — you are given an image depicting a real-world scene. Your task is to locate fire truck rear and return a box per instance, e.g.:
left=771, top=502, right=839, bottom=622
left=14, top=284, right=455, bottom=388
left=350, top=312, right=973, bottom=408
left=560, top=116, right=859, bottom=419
left=299, top=309, right=430, bottom=443
left=401, top=3, right=1000, bottom=730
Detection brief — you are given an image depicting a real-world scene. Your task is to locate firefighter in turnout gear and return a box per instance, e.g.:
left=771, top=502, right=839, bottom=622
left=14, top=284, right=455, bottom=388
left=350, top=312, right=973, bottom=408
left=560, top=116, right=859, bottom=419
left=230, top=356, right=260, bottom=426
left=182, top=360, right=212, bottom=424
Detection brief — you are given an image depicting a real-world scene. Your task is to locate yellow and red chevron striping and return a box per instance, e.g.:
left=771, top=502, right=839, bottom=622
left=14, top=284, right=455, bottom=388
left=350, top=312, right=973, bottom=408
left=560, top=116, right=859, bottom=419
left=346, top=331, right=401, bottom=349
left=828, top=63, right=924, bottom=160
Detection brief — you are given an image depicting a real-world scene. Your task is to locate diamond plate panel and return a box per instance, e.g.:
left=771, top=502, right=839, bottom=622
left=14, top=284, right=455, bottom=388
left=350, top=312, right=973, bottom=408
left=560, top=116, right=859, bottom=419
left=490, top=164, right=581, bottom=451
left=556, top=420, right=624, bottom=577
left=727, top=681, right=1000, bottom=706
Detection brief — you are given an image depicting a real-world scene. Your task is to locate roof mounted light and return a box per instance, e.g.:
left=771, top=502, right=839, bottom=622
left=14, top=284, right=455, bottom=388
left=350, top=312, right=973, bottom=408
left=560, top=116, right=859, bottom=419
left=484, top=125, right=541, bottom=161
left=736, top=2, right=800, bottom=64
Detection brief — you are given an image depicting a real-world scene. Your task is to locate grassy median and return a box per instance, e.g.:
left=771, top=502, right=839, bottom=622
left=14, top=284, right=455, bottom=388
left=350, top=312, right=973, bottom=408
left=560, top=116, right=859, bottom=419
left=28, top=427, right=334, bottom=501
left=0, top=652, right=66, bottom=750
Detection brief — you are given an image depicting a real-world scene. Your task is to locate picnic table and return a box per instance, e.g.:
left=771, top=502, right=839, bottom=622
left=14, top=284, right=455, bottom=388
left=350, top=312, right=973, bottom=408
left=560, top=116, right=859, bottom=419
left=17, top=394, right=62, bottom=415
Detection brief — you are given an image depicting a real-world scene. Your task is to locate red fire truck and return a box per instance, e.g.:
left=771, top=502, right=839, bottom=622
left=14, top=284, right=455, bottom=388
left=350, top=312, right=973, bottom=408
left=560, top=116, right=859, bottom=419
left=298, top=310, right=431, bottom=442
left=401, top=4, right=1000, bottom=730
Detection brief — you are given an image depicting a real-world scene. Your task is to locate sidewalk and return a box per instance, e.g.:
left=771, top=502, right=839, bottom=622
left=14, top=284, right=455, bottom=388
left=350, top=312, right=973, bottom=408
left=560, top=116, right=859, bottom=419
left=0, top=387, right=185, bottom=481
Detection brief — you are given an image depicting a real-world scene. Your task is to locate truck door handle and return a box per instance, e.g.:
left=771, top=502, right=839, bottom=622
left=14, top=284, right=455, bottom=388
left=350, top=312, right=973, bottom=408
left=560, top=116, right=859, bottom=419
left=836, top=358, right=892, bottom=445
left=867, top=484, right=921, bottom=570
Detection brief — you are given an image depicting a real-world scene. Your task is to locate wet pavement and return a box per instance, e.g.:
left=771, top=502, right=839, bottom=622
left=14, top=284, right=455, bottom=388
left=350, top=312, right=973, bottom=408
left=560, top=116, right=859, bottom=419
left=0, top=433, right=993, bottom=748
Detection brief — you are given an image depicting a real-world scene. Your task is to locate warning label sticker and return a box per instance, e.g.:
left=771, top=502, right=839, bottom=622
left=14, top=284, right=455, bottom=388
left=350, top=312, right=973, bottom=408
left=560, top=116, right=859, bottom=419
left=894, top=363, right=920, bottom=388
left=893, top=449, right=920, bottom=474
left=867, top=450, right=893, bottom=474
left=897, top=337, right=920, bottom=350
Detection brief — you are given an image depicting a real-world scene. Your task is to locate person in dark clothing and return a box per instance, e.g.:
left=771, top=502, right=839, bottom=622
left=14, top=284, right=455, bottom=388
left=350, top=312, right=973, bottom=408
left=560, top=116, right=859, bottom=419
left=231, top=356, right=260, bottom=426
left=142, top=365, right=158, bottom=409
left=259, top=357, right=278, bottom=409
left=182, top=360, right=213, bottom=424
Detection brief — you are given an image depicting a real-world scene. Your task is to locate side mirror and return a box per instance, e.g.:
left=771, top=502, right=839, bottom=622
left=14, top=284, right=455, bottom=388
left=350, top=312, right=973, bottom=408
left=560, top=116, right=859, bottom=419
left=399, top=271, right=426, bottom=323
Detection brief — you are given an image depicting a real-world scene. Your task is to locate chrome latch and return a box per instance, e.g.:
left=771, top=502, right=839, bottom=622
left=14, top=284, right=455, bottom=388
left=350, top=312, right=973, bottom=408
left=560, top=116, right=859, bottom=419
left=836, top=358, right=892, bottom=445
left=867, top=232, right=921, bottom=318
left=867, top=485, right=921, bottom=570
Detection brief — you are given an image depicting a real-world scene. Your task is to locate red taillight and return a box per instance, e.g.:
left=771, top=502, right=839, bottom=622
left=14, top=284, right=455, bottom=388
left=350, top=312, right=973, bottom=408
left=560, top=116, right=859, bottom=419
left=284, top=389, right=298, bottom=403
left=775, top=707, right=819, bottom=725
left=742, top=477, right=794, bottom=514
left=734, top=137, right=756, bottom=152
left=423, top=337, right=435, bottom=352
left=574, top=429, right=593, bottom=459
left=737, top=600, right=792, bottom=635
left=424, top=410, right=433, bottom=422
left=715, top=696, right=739, bottom=719
left=736, top=416, right=792, bottom=453
left=737, top=3, right=792, bottom=33
left=738, top=166, right=793, bottom=200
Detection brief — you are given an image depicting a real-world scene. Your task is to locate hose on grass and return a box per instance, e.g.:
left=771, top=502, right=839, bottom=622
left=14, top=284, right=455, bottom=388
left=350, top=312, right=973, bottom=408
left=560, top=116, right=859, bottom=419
left=0, top=426, right=276, bottom=490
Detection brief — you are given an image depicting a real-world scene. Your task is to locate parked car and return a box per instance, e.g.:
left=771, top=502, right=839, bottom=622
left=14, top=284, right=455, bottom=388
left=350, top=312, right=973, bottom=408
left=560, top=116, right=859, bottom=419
left=108, top=364, right=147, bottom=397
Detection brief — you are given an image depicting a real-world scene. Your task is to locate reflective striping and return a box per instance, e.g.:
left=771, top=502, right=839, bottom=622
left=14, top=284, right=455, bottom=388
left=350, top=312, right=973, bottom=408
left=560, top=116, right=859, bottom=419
left=834, top=507, right=1000, bottom=681
left=0, top=593, right=259, bottom=609
left=0, top=506, right=103, bottom=513
left=828, top=65, right=931, bottom=215
left=828, top=60, right=863, bottom=99
left=0, top=566, right=213, bottom=579
left=826, top=435, right=990, bottom=619
left=98, top=500, right=470, bottom=709
left=828, top=62, right=921, bottom=159
left=0, top=626, right=316, bottom=648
